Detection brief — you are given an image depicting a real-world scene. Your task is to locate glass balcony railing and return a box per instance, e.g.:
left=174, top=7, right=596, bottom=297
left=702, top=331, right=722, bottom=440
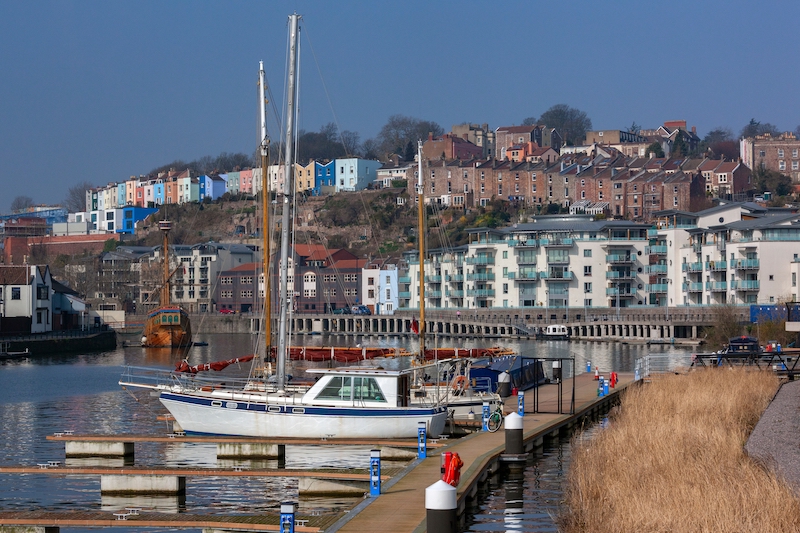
left=645, top=264, right=667, bottom=274
left=398, top=276, right=411, bottom=284
left=705, top=261, right=727, bottom=271
left=645, top=245, right=668, bottom=255
left=398, top=291, right=411, bottom=298
left=731, top=259, right=760, bottom=270
left=646, top=283, right=668, bottom=293
left=445, top=290, right=464, bottom=298
left=706, top=282, right=727, bottom=291
left=425, top=290, right=442, bottom=298
left=467, top=289, right=495, bottom=298
left=682, top=282, right=704, bottom=292
left=466, top=273, right=495, bottom=281
left=424, top=275, right=442, bottom=283
left=540, top=271, right=574, bottom=280
left=445, top=274, right=464, bottom=282
left=606, top=287, right=635, bottom=296
left=466, top=256, right=495, bottom=265
left=606, top=254, right=633, bottom=263
left=731, top=280, right=760, bottom=290
left=681, top=262, right=703, bottom=272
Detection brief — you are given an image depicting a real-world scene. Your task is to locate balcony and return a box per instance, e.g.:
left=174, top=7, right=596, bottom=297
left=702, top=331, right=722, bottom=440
left=606, top=254, right=633, bottom=264
left=466, top=256, right=495, bottom=265
left=514, top=270, right=538, bottom=280
left=445, top=290, right=464, bottom=298
left=543, top=238, right=574, bottom=247
left=682, top=262, right=703, bottom=272
left=705, top=261, right=727, bottom=271
left=445, top=274, right=464, bottom=282
left=682, top=282, right=704, bottom=292
left=647, top=229, right=660, bottom=238
left=424, top=275, right=442, bottom=283
left=731, top=259, right=760, bottom=270
left=425, top=290, right=442, bottom=298
left=645, top=264, right=667, bottom=274
left=706, top=282, right=728, bottom=292
left=505, top=271, right=516, bottom=279
left=398, top=276, right=411, bottom=284
left=731, top=280, right=760, bottom=291
left=606, top=270, right=635, bottom=280
left=517, top=239, right=538, bottom=247
left=646, top=283, right=668, bottom=293
left=516, top=253, right=537, bottom=265
left=692, top=243, right=702, bottom=253
left=398, top=291, right=411, bottom=299
left=606, top=287, right=635, bottom=297
left=645, top=245, right=667, bottom=255
left=466, top=273, right=495, bottom=281
left=539, top=271, right=574, bottom=281
left=467, top=289, right=495, bottom=298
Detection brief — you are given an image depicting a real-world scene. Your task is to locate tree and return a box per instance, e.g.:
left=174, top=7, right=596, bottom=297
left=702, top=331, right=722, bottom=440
left=628, top=122, right=641, bottom=134
left=375, top=114, right=443, bottom=160
left=339, top=130, right=361, bottom=157
left=740, top=119, right=780, bottom=139
left=10, top=195, right=33, bottom=213
left=538, top=104, right=592, bottom=146
left=704, top=127, right=733, bottom=144
left=63, top=181, right=94, bottom=212
left=753, top=167, right=793, bottom=197
left=701, top=127, right=738, bottom=160
left=671, top=133, right=688, bottom=157
left=404, top=141, right=415, bottom=162
left=522, top=116, right=538, bottom=126
left=362, top=138, right=379, bottom=160
left=646, top=142, right=664, bottom=158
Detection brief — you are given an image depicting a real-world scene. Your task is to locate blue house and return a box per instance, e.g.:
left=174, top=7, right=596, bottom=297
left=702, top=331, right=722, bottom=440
left=209, top=175, right=227, bottom=200
left=117, top=206, right=158, bottom=234
left=117, top=183, right=126, bottom=207
left=334, top=158, right=382, bottom=192
left=154, top=180, right=165, bottom=206
left=315, top=160, right=336, bottom=195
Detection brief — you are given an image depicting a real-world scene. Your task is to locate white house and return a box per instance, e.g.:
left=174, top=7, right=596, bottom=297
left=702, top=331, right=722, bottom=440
left=0, top=265, right=53, bottom=334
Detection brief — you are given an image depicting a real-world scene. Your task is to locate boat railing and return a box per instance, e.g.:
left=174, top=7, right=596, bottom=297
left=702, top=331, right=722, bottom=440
left=120, top=366, right=312, bottom=399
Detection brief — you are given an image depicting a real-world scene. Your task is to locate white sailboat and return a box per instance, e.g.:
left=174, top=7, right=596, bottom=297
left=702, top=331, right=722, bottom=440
left=120, top=14, right=447, bottom=439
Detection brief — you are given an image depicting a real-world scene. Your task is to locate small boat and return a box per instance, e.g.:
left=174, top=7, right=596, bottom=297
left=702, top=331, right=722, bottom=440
left=0, top=342, right=30, bottom=360
left=140, top=221, right=192, bottom=348
left=192, top=341, right=209, bottom=347
left=537, top=324, right=571, bottom=341
left=410, top=358, right=502, bottom=419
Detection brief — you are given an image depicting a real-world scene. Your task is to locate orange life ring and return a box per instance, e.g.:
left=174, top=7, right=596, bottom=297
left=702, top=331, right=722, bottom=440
left=451, top=375, right=468, bottom=392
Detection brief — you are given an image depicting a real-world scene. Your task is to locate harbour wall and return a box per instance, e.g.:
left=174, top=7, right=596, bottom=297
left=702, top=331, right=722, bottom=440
left=123, top=307, right=744, bottom=343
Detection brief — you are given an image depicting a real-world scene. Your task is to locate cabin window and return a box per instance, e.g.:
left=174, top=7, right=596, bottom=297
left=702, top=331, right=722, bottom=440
left=354, top=377, right=386, bottom=402
left=317, top=376, right=350, bottom=400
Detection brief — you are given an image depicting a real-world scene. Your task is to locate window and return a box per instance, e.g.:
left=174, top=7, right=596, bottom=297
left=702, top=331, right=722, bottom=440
left=503, top=283, right=508, bottom=294
left=584, top=249, right=592, bottom=257
left=780, top=161, right=786, bottom=171
left=11, top=287, right=20, bottom=300
left=221, top=290, right=233, bottom=298
left=634, top=195, right=638, bottom=204
left=531, top=173, right=537, bottom=181
left=37, top=311, right=43, bottom=324
left=303, top=272, right=316, bottom=283
left=581, top=191, right=586, bottom=199
left=584, top=299, right=592, bottom=307
left=37, top=285, right=49, bottom=300
left=674, top=186, right=678, bottom=193
left=368, top=277, right=374, bottom=286
left=303, top=289, right=316, bottom=297
left=584, top=265, right=592, bottom=275
left=502, top=251, right=508, bottom=259
left=241, top=276, right=253, bottom=284
left=673, top=196, right=678, bottom=207
left=759, top=150, right=766, bottom=157
left=794, top=149, right=799, bottom=158
left=778, top=149, right=785, bottom=158
left=221, top=277, right=233, bottom=285
left=793, top=161, right=799, bottom=171
left=584, top=282, right=592, bottom=293
left=241, top=290, right=253, bottom=299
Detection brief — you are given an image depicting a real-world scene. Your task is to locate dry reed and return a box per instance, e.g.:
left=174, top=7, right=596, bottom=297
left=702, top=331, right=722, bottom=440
left=559, top=369, right=800, bottom=533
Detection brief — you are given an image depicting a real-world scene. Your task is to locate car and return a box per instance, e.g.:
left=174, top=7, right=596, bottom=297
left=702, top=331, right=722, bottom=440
left=219, top=308, right=234, bottom=314
left=352, top=305, right=371, bottom=315
left=332, top=307, right=351, bottom=314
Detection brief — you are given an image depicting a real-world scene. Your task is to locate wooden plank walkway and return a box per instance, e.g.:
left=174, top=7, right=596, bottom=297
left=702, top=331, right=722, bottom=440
left=335, top=372, right=634, bottom=533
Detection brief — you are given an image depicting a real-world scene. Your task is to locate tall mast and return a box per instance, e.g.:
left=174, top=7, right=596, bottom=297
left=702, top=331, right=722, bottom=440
left=159, top=220, right=172, bottom=306
left=259, top=60, right=271, bottom=353
left=276, top=13, right=300, bottom=391
left=417, top=141, right=426, bottom=358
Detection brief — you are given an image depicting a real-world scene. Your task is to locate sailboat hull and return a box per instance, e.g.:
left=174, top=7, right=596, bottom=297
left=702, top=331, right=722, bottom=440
left=160, top=392, right=447, bottom=439
left=142, top=307, right=192, bottom=348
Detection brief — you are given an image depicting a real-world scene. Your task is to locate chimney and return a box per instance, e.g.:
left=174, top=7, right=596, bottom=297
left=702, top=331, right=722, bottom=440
left=428, top=132, right=433, bottom=141
left=691, top=126, right=696, bottom=134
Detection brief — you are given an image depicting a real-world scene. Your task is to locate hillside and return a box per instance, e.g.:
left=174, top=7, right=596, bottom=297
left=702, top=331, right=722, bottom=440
left=128, top=191, right=526, bottom=259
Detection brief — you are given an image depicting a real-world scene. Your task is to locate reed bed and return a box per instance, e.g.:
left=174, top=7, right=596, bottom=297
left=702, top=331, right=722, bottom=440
left=560, top=369, right=800, bottom=533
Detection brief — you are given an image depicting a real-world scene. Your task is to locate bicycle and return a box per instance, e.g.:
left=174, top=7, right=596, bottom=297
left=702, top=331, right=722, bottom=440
left=486, top=404, right=504, bottom=432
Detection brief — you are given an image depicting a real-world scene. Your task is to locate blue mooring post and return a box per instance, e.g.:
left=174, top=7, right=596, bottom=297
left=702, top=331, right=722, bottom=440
left=517, top=390, right=525, bottom=416
left=279, top=502, right=295, bottom=533
left=603, top=377, right=609, bottom=396
left=598, top=376, right=605, bottom=397
left=586, top=360, right=591, bottom=373
left=482, top=401, right=490, bottom=432
left=418, top=421, right=427, bottom=459
left=370, top=449, right=381, bottom=497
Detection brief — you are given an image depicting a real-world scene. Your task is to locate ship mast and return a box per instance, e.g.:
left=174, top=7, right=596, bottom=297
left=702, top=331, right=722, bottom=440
left=159, top=220, right=172, bottom=306
left=259, top=60, right=271, bottom=353
left=417, top=141, right=426, bottom=358
left=276, top=13, right=300, bottom=392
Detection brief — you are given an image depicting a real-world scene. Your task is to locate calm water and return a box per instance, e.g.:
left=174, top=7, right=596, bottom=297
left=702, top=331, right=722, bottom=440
left=0, top=332, right=686, bottom=532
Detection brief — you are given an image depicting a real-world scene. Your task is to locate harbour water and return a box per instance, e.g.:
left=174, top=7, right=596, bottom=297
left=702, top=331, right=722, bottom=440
left=0, top=332, right=688, bottom=532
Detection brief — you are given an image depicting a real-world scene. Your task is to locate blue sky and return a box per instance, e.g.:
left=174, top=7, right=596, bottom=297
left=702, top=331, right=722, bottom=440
left=1, top=0, right=799, bottom=214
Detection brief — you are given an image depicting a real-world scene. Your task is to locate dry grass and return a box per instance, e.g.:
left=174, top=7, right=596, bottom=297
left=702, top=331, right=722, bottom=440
left=559, top=369, right=800, bottom=532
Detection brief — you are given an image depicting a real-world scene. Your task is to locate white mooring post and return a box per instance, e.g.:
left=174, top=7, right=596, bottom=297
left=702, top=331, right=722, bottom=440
left=504, top=412, right=524, bottom=455
left=426, top=479, right=457, bottom=533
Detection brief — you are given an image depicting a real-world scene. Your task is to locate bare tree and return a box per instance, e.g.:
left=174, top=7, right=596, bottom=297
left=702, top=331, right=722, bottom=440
left=10, top=195, right=33, bottom=213
left=63, top=181, right=94, bottom=212
left=522, top=116, right=538, bottom=126
left=376, top=114, right=443, bottom=159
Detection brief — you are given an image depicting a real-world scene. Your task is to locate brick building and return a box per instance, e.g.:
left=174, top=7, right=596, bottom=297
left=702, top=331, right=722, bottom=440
left=740, top=132, right=800, bottom=183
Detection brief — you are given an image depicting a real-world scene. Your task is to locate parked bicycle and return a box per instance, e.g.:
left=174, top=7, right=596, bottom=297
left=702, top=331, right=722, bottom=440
left=486, top=404, right=505, bottom=432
